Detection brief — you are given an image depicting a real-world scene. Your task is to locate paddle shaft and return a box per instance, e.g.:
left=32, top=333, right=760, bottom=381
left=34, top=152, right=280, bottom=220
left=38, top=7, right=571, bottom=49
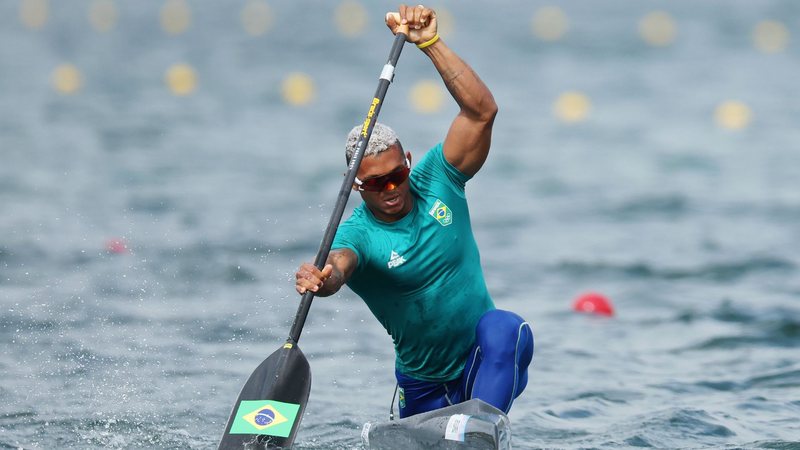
left=288, top=32, right=408, bottom=345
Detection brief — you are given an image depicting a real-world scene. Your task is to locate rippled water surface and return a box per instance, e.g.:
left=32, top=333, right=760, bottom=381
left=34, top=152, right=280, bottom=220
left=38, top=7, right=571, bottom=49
left=2, top=1, right=800, bottom=449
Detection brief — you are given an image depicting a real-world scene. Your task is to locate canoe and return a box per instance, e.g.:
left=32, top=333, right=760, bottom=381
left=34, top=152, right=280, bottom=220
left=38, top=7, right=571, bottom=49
left=361, top=399, right=511, bottom=449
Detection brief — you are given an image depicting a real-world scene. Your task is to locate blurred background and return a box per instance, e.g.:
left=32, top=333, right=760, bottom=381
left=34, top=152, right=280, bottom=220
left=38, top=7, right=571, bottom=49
left=1, top=0, right=799, bottom=448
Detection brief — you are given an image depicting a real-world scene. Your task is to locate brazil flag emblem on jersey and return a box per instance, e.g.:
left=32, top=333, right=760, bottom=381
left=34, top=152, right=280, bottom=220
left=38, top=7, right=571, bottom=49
left=229, top=400, right=300, bottom=437
left=429, top=199, right=453, bottom=226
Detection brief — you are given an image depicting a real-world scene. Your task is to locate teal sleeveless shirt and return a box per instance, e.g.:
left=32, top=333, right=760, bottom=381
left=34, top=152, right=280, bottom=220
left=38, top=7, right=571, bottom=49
left=332, top=143, right=495, bottom=382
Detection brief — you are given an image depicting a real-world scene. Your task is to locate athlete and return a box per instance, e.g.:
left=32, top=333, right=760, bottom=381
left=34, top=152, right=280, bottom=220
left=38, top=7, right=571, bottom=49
left=295, top=4, right=533, bottom=418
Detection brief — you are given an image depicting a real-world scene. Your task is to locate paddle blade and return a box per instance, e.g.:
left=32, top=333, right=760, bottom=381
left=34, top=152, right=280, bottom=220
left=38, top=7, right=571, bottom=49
left=218, top=344, right=311, bottom=450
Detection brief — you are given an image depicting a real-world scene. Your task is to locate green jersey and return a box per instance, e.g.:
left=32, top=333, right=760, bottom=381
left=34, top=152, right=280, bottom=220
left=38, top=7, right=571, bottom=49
left=332, top=143, right=494, bottom=382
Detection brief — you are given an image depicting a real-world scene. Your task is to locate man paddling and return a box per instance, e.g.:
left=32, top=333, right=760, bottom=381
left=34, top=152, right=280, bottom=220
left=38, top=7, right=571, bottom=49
left=295, top=4, right=533, bottom=418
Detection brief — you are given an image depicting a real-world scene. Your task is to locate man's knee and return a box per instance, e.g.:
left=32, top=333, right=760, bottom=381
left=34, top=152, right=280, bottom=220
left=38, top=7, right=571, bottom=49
left=477, top=309, right=534, bottom=362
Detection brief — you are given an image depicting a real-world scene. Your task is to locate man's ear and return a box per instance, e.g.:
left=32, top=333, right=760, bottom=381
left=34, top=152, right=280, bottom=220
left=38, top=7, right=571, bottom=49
left=406, top=151, right=412, bottom=166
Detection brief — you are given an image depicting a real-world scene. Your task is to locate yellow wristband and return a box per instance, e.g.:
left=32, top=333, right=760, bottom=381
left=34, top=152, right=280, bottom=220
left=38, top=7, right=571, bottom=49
left=416, top=33, right=440, bottom=49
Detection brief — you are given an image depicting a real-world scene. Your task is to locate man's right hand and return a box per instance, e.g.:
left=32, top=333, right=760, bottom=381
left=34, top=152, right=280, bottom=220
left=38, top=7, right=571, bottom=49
left=295, top=263, right=333, bottom=295
left=386, top=4, right=436, bottom=46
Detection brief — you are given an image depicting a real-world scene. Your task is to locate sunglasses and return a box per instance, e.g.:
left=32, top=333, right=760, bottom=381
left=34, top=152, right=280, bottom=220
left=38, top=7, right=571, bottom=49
left=354, top=158, right=411, bottom=192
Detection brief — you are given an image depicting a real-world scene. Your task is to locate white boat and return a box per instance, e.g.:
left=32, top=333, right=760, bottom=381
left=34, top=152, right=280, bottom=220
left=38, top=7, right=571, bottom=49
left=361, top=399, right=512, bottom=449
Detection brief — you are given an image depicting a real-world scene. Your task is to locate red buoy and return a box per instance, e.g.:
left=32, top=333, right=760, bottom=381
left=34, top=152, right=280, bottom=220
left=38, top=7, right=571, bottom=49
left=105, top=238, right=128, bottom=254
left=572, top=292, right=614, bottom=317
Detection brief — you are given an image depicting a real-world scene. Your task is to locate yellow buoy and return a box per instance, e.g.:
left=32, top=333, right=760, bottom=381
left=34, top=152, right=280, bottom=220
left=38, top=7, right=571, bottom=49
left=434, top=6, right=455, bottom=40
left=166, top=63, right=197, bottom=96
left=241, top=0, right=273, bottom=37
left=335, top=0, right=367, bottom=38
left=281, top=72, right=316, bottom=106
left=753, top=20, right=789, bottom=53
left=161, top=0, right=191, bottom=35
left=554, top=91, right=591, bottom=123
left=20, top=0, right=48, bottom=30
left=52, top=64, right=82, bottom=95
left=410, top=80, right=444, bottom=114
left=531, top=6, right=568, bottom=42
left=89, top=0, right=117, bottom=33
left=639, top=11, right=677, bottom=47
left=715, top=101, right=752, bottom=130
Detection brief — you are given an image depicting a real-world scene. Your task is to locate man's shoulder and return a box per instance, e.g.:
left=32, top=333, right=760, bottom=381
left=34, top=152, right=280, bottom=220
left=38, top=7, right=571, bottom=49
left=412, top=142, right=471, bottom=193
left=410, top=142, right=444, bottom=182
left=416, top=142, right=445, bottom=167
left=334, top=205, right=372, bottom=254
left=339, top=204, right=372, bottom=229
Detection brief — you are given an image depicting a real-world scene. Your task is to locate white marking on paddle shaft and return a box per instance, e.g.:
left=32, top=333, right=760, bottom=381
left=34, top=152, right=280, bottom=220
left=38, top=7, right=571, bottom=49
left=445, top=414, right=471, bottom=442
left=380, top=64, right=395, bottom=82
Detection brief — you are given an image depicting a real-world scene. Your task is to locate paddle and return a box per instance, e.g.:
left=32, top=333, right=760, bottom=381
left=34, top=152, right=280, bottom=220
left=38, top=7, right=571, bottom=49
left=218, top=25, right=409, bottom=450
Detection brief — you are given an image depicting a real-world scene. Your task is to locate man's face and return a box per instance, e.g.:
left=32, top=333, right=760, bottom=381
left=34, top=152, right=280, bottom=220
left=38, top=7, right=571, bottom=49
left=354, top=145, right=413, bottom=222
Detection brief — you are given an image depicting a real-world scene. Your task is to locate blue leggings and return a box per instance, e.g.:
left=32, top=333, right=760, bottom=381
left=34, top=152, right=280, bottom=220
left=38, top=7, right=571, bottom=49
left=395, top=309, right=534, bottom=418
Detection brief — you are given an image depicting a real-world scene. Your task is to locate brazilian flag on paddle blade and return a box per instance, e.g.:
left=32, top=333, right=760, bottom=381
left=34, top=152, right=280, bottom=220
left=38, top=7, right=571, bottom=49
left=229, top=400, right=300, bottom=438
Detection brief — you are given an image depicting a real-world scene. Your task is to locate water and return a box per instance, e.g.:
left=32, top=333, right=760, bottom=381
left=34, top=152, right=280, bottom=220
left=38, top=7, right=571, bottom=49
left=2, top=1, right=800, bottom=448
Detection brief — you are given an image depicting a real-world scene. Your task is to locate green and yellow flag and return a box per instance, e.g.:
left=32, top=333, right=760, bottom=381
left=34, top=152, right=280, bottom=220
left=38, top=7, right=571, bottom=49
left=229, top=400, right=300, bottom=437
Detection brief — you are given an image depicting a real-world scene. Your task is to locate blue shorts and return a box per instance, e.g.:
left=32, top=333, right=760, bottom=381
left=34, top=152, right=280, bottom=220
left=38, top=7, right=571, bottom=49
left=395, top=309, right=534, bottom=418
